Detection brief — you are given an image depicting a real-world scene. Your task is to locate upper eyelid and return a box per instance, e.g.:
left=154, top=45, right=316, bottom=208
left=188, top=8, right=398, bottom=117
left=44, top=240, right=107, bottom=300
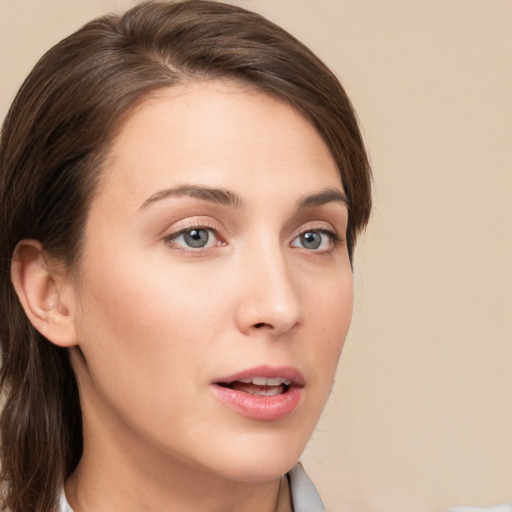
left=294, top=227, right=340, bottom=240
left=167, top=225, right=217, bottom=238
left=163, top=218, right=223, bottom=237
left=291, top=220, right=339, bottom=238
left=171, top=223, right=218, bottom=234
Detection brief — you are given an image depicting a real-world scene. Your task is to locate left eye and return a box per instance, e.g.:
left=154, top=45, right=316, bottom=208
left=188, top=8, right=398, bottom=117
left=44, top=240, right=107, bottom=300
left=169, top=228, right=219, bottom=249
left=291, top=230, right=333, bottom=250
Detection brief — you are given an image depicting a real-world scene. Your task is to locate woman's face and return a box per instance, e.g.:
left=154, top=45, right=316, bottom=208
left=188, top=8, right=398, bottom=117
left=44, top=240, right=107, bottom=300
left=69, top=81, right=353, bottom=482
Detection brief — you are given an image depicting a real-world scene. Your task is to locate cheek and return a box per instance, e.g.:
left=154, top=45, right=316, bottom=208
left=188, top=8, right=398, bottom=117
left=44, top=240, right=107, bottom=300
left=72, top=253, right=233, bottom=442
left=304, top=272, right=354, bottom=385
left=74, top=243, right=234, bottom=383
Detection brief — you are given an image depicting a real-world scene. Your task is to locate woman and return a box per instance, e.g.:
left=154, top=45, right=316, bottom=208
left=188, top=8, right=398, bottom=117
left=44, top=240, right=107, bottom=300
left=0, top=1, right=372, bottom=511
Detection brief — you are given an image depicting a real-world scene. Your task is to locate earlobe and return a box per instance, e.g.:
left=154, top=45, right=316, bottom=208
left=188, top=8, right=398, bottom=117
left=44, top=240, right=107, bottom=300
left=10, top=240, right=78, bottom=347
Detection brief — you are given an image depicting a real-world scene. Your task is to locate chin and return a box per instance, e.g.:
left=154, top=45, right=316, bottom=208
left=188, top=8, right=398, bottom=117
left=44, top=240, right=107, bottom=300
left=215, top=457, right=300, bottom=483
left=199, top=427, right=309, bottom=483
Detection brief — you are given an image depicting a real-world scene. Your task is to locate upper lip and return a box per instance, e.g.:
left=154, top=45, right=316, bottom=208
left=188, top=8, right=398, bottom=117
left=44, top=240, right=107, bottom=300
left=213, top=365, right=305, bottom=387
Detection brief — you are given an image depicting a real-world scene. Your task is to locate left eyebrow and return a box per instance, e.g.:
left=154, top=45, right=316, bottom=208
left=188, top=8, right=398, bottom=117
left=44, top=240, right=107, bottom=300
left=297, top=188, right=350, bottom=210
left=139, top=184, right=243, bottom=210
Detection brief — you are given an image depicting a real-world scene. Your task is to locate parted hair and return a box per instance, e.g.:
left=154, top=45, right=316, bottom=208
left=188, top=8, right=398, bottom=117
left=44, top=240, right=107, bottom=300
left=0, top=1, right=372, bottom=510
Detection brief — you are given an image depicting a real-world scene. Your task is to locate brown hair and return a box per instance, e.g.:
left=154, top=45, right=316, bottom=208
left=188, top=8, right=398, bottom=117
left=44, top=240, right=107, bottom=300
left=0, top=1, right=371, bottom=510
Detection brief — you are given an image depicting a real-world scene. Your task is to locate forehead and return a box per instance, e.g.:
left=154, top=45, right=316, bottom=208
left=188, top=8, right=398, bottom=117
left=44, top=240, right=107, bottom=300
left=94, top=80, right=342, bottom=213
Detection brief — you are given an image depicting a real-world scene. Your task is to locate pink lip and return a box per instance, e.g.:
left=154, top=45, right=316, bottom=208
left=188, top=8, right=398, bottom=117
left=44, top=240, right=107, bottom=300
left=211, top=365, right=304, bottom=421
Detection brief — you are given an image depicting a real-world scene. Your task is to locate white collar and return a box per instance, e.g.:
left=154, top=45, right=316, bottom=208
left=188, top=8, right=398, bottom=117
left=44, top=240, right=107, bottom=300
left=288, top=463, right=325, bottom=512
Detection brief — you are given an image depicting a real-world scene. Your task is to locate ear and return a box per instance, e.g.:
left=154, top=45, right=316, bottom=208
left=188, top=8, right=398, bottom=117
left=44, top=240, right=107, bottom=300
left=11, top=239, right=78, bottom=347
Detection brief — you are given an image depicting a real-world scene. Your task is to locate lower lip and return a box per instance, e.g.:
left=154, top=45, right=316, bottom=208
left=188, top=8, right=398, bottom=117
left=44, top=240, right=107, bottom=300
left=211, top=384, right=303, bottom=421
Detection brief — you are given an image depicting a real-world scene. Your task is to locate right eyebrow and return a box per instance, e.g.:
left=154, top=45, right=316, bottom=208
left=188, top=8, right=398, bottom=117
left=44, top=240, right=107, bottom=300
left=297, top=188, right=350, bottom=210
left=139, top=184, right=244, bottom=210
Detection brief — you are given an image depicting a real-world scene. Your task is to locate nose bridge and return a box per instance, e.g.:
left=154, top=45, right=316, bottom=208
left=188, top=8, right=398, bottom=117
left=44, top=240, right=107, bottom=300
left=235, top=237, right=302, bottom=336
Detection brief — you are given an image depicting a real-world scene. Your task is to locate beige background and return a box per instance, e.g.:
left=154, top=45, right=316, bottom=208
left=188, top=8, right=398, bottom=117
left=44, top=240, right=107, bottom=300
left=1, top=1, right=511, bottom=511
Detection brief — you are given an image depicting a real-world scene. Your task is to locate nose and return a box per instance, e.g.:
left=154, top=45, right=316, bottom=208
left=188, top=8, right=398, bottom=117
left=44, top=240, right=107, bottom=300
left=234, top=248, right=302, bottom=337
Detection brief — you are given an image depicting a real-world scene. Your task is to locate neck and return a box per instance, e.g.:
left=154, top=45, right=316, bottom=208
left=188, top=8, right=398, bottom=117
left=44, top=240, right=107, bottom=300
left=66, top=467, right=288, bottom=512
left=65, top=397, right=292, bottom=512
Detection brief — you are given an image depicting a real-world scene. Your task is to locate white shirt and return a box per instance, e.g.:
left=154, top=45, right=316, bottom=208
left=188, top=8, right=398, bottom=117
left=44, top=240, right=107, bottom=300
left=447, top=505, right=512, bottom=512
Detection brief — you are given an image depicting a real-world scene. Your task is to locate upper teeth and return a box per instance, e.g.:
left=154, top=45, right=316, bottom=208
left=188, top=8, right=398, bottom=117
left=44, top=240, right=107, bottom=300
left=238, top=377, right=292, bottom=386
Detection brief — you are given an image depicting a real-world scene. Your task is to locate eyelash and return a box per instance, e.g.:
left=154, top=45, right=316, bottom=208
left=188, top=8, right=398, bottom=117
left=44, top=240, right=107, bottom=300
left=163, top=224, right=343, bottom=254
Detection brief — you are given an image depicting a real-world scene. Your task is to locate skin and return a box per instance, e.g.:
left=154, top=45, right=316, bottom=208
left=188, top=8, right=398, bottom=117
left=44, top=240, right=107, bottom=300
left=46, top=81, right=353, bottom=511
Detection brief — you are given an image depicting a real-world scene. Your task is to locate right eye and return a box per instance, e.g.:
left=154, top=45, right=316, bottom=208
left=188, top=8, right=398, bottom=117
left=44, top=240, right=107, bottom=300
left=166, top=227, right=221, bottom=249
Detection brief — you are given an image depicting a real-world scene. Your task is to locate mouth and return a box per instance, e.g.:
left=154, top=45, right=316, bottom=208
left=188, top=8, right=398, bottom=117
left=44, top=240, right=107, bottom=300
left=211, top=366, right=304, bottom=421
left=217, top=376, right=292, bottom=396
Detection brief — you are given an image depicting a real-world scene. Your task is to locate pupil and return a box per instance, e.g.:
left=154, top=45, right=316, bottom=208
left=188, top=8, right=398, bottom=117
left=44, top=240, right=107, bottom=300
left=301, top=231, right=321, bottom=249
left=184, top=229, right=209, bottom=248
